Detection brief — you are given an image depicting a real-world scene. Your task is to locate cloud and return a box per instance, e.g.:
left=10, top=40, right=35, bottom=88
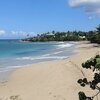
left=11, top=31, right=34, bottom=37
left=12, top=31, right=27, bottom=36
left=69, top=0, right=100, bottom=17
left=0, top=30, right=35, bottom=39
left=0, top=30, right=6, bottom=36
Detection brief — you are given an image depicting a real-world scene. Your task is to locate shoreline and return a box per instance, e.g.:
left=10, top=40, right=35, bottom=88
left=0, top=41, right=76, bottom=69
left=0, top=41, right=100, bottom=100
left=0, top=41, right=90, bottom=82
left=21, top=41, right=99, bottom=69
left=0, top=41, right=77, bottom=83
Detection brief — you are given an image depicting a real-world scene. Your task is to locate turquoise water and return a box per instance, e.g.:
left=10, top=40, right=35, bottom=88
left=0, top=40, right=56, bottom=58
left=0, top=40, right=75, bottom=71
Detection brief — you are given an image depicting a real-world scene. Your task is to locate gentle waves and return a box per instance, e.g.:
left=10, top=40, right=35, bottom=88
left=0, top=40, right=76, bottom=72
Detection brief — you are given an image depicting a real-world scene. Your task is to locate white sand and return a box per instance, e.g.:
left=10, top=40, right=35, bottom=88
left=0, top=41, right=100, bottom=100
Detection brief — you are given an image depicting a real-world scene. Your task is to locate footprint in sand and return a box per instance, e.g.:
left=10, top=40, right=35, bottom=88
left=49, top=92, right=66, bottom=100
left=54, top=95, right=66, bottom=100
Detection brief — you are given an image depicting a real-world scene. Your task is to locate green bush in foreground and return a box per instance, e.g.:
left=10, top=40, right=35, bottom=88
left=77, top=55, right=100, bottom=100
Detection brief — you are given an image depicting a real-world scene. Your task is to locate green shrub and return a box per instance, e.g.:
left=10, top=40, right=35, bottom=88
left=78, top=55, right=100, bottom=100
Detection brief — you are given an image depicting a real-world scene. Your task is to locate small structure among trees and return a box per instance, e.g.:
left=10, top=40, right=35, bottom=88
left=21, top=24, right=100, bottom=44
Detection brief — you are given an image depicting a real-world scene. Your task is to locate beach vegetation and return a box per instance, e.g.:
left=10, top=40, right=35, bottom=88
left=21, top=24, right=100, bottom=44
left=22, top=31, right=87, bottom=42
left=86, top=25, right=100, bottom=44
left=77, top=55, right=100, bottom=100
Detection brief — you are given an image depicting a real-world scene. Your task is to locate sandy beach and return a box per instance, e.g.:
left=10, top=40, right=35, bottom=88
left=0, top=41, right=100, bottom=100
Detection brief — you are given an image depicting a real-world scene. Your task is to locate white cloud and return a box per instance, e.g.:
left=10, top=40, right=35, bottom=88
left=0, top=30, right=35, bottom=39
left=69, top=0, right=100, bottom=17
left=12, top=31, right=27, bottom=36
left=11, top=31, right=34, bottom=37
left=0, top=30, right=6, bottom=36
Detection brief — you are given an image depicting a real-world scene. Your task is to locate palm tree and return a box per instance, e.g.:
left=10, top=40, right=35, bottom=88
left=52, top=30, right=55, bottom=35
left=96, top=25, right=100, bottom=33
left=96, top=25, right=100, bottom=43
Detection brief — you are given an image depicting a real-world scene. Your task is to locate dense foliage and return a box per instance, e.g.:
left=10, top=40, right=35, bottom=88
left=77, top=55, right=100, bottom=100
left=86, top=25, right=100, bottom=44
left=22, top=31, right=86, bottom=42
left=22, top=25, right=100, bottom=43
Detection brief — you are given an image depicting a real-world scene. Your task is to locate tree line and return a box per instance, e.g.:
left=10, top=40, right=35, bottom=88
left=22, top=25, right=100, bottom=44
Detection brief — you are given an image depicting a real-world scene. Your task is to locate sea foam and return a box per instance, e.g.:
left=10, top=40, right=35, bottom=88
left=57, top=43, right=73, bottom=48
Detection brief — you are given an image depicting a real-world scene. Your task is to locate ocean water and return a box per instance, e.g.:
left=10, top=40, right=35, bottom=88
left=0, top=40, right=76, bottom=72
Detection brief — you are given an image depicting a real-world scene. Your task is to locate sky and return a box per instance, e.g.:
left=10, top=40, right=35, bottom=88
left=0, top=0, right=100, bottom=39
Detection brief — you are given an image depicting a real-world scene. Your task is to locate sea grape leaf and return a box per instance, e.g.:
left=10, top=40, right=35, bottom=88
left=95, top=62, right=100, bottom=70
left=95, top=55, right=100, bottom=58
left=78, top=92, right=87, bottom=100
left=96, top=58, right=100, bottom=63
